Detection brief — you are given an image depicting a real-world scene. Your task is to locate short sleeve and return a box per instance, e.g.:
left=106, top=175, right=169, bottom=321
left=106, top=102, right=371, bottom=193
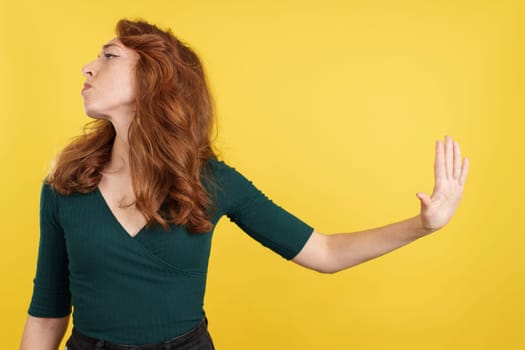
left=28, top=183, right=72, bottom=317
left=210, top=159, right=314, bottom=260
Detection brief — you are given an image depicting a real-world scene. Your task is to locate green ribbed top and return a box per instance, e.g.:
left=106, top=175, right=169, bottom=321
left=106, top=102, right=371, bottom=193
left=28, top=159, right=313, bottom=345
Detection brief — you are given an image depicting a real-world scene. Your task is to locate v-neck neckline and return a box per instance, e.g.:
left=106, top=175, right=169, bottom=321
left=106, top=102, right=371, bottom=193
left=95, top=186, right=147, bottom=239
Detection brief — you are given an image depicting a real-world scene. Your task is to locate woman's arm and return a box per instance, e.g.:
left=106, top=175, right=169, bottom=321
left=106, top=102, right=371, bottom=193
left=20, top=315, right=70, bottom=350
left=293, top=136, right=469, bottom=273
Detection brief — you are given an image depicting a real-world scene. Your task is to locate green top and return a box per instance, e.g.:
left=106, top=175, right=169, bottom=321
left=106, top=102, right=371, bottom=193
left=28, top=159, right=313, bottom=345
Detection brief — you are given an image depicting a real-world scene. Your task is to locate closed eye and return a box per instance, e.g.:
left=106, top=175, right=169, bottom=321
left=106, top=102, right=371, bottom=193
left=96, top=53, right=118, bottom=60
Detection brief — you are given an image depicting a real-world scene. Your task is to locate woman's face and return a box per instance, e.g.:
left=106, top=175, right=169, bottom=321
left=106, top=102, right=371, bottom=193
left=81, top=38, right=140, bottom=121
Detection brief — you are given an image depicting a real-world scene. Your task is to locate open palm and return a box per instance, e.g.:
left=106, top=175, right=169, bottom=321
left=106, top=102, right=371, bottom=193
left=416, top=136, right=469, bottom=233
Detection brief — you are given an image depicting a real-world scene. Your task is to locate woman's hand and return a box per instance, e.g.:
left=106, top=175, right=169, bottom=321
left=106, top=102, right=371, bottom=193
left=416, top=135, right=469, bottom=235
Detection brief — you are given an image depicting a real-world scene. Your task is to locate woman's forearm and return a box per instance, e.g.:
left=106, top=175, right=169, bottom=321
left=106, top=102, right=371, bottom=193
left=325, top=215, right=431, bottom=272
left=293, top=216, right=433, bottom=273
left=20, top=315, right=70, bottom=350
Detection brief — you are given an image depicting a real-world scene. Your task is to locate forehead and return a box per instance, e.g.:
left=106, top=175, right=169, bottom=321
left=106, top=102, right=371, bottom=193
left=100, top=38, right=139, bottom=59
left=102, top=38, right=125, bottom=50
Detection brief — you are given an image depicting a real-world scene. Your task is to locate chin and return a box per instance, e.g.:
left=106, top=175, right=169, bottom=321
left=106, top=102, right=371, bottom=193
left=83, top=107, right=110, bottom=121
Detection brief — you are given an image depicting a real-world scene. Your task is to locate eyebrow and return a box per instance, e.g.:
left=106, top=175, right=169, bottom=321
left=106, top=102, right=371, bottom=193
left=102, top=43, right=121, bottom=50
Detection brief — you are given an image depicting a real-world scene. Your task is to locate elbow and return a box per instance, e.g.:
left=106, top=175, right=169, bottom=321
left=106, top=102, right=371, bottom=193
left=312, top=263, right=352, bottom=274
left=316, top=233, right=352, bottom=274
left=296, top=258, right=354, bottom=274
left=293, top=229, right=355, bottom=274
left=314, top=266, right=339, bottom=274
left=306, top=253, right=352, bottom=274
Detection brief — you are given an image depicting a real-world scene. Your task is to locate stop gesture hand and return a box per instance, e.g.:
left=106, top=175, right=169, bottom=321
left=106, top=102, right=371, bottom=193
left=416, top=136, right=469, bottom=234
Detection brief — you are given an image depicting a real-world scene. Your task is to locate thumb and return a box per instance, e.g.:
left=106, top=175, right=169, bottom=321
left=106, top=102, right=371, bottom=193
left=416, top=192, right=432, bottom=208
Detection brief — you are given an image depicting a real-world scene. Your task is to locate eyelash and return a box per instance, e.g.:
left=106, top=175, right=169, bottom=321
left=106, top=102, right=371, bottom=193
left=97, top=53, right=117, bottom=60
left=104, top=53, right=117, bottom=59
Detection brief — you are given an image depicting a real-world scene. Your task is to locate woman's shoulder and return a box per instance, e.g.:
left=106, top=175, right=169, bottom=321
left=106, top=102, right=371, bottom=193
left=41, top=180, right=59, bottom=198
left=204, top=157, right=249, bottom=184
left=203, top=157, right=257, bottom=194
left=203, top=157, right=261, bottom=197
left=40, top=178, right=95, bottom=201
left=204, top=157, right=234, bottom=177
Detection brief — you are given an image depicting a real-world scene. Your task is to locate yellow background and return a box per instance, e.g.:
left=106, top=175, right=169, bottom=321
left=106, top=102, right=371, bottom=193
left=2, top=0, right=523, bottom=348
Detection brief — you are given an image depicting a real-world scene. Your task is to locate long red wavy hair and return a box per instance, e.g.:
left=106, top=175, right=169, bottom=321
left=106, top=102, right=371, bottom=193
left=47, top=19, right=218, bottom=233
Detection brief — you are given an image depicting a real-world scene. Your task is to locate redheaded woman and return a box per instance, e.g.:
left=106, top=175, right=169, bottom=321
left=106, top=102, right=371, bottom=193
left=20, top=19, right=469, bottom=350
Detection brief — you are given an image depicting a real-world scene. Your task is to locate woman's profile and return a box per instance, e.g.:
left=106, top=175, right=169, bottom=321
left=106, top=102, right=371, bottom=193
left=20, top=18, right=469, bottom=350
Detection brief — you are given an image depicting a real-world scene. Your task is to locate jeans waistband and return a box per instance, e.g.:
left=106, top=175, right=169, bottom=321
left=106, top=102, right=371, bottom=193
left=69, top=318, right=208, bottom=350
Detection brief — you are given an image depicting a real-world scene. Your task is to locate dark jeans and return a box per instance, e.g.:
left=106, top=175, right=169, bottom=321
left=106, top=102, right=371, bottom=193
left=65, top=318, right=215, bottom=350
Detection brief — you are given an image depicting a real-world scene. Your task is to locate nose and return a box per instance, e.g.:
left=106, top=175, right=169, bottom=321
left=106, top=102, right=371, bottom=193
left=82, top=60, right=95, bottom=78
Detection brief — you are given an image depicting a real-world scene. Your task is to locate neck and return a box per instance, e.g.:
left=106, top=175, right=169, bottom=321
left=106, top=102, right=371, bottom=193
left=104, top=119, right=131, bottom=175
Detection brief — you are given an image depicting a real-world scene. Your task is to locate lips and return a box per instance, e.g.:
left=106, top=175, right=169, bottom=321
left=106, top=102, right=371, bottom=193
left=82, top=83, right=92, bottom=93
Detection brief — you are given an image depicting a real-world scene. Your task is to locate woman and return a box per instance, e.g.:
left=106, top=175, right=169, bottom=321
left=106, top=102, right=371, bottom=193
left=20, top=19, right=469, bottom=350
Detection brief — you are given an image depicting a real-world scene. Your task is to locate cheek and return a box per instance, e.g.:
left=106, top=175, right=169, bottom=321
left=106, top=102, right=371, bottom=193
left=108, top=75, right=135, bottom=104
left=118, top=84, right=135, bottom=103
left=118, top=71, right=136, bottom=102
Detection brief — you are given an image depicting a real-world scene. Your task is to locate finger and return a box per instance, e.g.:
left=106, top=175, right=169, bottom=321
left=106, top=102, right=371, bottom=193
left=459, top=157, right=469, bottom=186
left=445, top=135, right=453, bottom=179
left=435, top=140, right=445, bottom=185
left=416, top=192, right=432, bottom=208
left=453, top=140, right=462, bottom=179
